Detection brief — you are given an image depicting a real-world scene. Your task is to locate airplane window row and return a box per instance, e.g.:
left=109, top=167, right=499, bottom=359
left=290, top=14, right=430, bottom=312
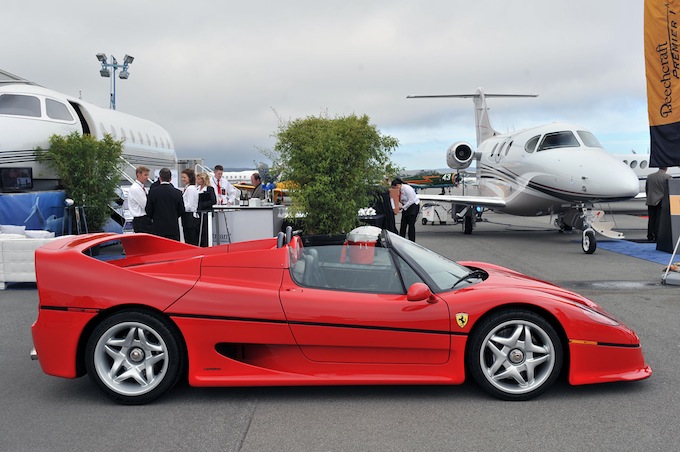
left=622, top=159, right=649, bottom=170
left=490, top=140, right=515, bottom=158
left=0, top=93, right=173, bottom=150
left=0, top=94, right=75, bottom=122
left=98, top=122, right=172, bottom=149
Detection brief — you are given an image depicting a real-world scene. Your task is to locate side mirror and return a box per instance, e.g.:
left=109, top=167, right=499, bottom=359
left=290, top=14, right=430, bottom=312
left=406, top=283, right=435, bottom=303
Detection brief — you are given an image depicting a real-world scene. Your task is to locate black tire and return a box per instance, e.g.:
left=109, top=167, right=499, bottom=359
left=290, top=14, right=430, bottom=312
left=85, top=311, right=184, bottom=405
left=582, top=229, right=596, bottom=254
left=467, top=309, right=563, bottom=401
left=421, top=218, right=428, bottom=225
left=463, top=215, right=473, bottom=234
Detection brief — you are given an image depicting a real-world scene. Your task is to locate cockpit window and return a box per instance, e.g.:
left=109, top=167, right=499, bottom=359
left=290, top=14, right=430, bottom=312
left=524, top=135, right=540, bottom=153
left=0, top=94, right=41, bottom=117
left=537, top=131, right=579, bottom=151
left=577, top=130, right=603, bottom=148
left=45, top=99, right=74, bottom=121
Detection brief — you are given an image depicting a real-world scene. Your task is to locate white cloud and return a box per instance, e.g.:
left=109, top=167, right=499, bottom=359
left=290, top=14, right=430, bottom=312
left=2, top=0, right=649, bottom=169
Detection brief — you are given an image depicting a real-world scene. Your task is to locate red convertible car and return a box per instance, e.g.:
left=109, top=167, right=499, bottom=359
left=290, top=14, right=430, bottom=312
left=31, top=228, right=651, bottom=404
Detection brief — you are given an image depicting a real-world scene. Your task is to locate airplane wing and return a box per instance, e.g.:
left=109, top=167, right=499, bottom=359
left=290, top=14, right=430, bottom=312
left=418, top=193, right=506, bottom=209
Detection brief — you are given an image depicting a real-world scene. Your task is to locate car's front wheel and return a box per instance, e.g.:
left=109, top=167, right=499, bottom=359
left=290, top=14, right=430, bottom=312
left=85, top=311, right=183, bottom=404
left=467, top=309, right=562, bottom=400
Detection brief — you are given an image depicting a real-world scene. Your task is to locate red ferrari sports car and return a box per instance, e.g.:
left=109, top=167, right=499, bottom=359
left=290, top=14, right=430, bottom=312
left=31, top=228, right=651, bottom=404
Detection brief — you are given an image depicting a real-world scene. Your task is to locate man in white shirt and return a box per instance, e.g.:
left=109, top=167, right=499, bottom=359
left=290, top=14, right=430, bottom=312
left=129, top=165, right=152, bottom=233
left=391, top=178, right=420, bottom=242
left=210, top=164, right=240, bottom=205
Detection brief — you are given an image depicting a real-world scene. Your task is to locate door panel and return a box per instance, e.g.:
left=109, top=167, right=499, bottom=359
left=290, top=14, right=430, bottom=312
left=279, top=274, right=451, bottom=364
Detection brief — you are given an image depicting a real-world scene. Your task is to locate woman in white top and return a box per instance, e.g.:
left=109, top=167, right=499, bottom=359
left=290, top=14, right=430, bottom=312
left=181, top=169, right=200, bottom=245
left=196, top=172, right=217, bottom=247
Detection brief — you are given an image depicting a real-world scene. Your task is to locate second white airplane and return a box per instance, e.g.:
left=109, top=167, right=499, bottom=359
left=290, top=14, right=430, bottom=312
left=409, top=88, right=640, bottom=254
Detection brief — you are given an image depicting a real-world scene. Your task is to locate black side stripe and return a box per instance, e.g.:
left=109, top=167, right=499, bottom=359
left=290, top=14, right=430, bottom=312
left=40, top=306, right=70, bottom=312
left=169, top=312, right=464, bottom=336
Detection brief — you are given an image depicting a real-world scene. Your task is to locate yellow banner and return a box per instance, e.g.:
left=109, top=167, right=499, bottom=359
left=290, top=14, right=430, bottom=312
left=645, top=0, right=680, bottom=127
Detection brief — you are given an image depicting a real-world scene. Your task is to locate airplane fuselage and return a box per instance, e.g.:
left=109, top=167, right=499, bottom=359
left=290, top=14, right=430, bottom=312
left=473, top=122, right=640, bottom=216
left=0, top=73, right=177, bottom=191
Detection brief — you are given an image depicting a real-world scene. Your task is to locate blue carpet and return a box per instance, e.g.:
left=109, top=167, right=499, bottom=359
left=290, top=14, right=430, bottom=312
left=597, top=240, right=673, bottom=265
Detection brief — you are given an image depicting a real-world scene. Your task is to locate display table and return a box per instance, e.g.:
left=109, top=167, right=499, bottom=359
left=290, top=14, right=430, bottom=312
left=199, top=205, right=286, bottom=246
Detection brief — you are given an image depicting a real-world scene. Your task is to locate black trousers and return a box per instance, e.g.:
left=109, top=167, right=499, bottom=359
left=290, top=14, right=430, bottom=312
left=198, top=212, right=211, bottom=247
left=399, top=203, right=419, bottom=242
left=647, top=204, right=662, bottom=241
left=182, top=213, right=199, bottom=246
left=132, top=216, right=152, bottom=233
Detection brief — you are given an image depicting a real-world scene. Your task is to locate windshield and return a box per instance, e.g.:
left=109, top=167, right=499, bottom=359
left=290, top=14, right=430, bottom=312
left=537, top=131, right=580, bottom=151
left=577, top=130, right=603, bottom=148
left=386, top=231, right=470, bottom=292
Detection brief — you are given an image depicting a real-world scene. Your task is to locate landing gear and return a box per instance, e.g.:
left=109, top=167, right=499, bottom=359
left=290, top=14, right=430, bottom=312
left=559, top=204, right=599, bottom=254
left=582, top=228, right=596, bottom=254
left=463, top=215, right=473, bottom=234
left=579, top=204, right=598, bottom=254
left=456, top=206, right=475, bottom=234
left=554, top=216, right=573, bottom=232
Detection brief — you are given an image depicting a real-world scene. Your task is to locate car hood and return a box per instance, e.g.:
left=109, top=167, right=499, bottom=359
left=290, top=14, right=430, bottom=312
left=460, top=261, right=601, bottom=310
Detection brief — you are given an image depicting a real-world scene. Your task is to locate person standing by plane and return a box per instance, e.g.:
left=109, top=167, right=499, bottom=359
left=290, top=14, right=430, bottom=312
left=646, top=166, right=671, bottom=242
left=210, top=165, right=239, bottom=205
left=145, top=168, right=185, bottom=241
left=391, top=178, right=420, bottom=242
left=128, top=165, right=152, bottom=233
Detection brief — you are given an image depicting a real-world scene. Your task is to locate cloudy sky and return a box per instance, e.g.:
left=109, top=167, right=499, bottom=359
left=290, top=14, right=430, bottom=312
left=4, top=1, right=647, bottom=170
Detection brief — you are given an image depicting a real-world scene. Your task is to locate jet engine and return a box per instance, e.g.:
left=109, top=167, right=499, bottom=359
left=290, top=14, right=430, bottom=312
left=446, top=142, right=474, bottom=169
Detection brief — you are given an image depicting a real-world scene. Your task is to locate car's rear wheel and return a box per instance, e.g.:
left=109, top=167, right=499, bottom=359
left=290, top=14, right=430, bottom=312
left=85, top=311, right=183, bottom=405
left=467, top=309, right=562, bottom=400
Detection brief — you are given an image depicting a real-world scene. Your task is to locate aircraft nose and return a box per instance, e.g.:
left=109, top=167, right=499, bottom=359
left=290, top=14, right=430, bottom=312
left=620, top=168, right=641, bottom=198
left=592, top=159, right=640, bottom=199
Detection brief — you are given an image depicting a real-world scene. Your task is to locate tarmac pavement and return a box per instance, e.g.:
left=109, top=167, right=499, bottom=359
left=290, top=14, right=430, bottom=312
left=1, top=210, right=678, bottom=451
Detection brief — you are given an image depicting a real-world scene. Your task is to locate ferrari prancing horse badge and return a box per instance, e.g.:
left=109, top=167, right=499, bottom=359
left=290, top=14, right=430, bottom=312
left=456, top=313, right=469, bottom=328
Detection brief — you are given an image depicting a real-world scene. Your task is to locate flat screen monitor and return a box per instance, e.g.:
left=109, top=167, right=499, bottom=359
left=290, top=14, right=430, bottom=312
left=1, top=167, right=33, bottom=191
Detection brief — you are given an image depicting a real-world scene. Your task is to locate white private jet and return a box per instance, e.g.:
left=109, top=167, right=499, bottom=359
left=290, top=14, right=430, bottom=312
left=0, top=68, right=177, bottom=191
left=408, top=88, right=640, bottom=254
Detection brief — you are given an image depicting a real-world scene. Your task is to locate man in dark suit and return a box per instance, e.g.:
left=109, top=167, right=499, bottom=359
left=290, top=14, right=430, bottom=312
left=145, top=168, right=185, bottom=241
left=645, top=167, right=671, bottom=241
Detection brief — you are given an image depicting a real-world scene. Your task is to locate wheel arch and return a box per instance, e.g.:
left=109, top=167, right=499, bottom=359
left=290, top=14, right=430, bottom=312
left=464, top=303, right=570, bottom=380
left=75, top=304, right=187, bottom=378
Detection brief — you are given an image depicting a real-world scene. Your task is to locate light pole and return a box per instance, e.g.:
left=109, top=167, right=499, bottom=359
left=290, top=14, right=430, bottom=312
left=96, top=53, right=134, bottom=110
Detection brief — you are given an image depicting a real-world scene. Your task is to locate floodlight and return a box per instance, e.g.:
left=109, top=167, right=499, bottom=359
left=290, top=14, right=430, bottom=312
left=96, top=51, right=134, bottom=109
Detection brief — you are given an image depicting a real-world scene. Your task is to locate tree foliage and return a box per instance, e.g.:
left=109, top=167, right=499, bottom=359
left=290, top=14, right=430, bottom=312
left=36, top=132, right=123, bottom=231
left=272, top=113, right=399, bottom=234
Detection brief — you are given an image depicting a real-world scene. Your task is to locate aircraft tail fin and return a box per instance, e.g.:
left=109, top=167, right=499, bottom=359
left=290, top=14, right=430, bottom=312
left=407, top=88, right=537, bottom=147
